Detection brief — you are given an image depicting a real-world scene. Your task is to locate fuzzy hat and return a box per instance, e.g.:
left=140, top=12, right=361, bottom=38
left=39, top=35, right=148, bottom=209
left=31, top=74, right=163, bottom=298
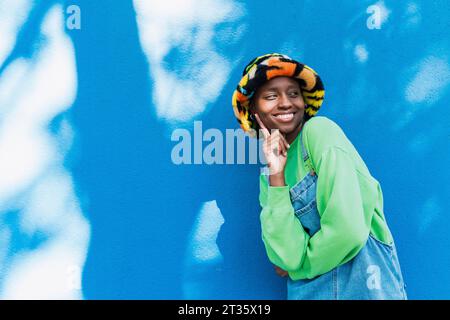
left=231, top=53, right=325, bottom=136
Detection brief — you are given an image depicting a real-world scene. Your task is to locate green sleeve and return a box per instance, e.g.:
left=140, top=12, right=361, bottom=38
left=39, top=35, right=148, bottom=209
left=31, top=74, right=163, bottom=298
left=259, top=175, right=310, bottom=271
left=289, top=146, right=372, bottom=280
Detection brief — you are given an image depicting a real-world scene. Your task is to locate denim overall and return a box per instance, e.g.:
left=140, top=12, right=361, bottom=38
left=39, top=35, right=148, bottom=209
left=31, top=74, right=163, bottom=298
left=267, top=130, right=408, bottom=300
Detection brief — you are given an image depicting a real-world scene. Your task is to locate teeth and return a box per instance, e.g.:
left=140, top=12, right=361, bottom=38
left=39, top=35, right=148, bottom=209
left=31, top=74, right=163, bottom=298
left=275, top=113, right=294, bottom=120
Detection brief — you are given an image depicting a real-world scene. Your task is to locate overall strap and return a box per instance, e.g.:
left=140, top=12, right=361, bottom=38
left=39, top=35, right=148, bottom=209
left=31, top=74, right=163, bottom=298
left=299, top=128, right=316, bottom=175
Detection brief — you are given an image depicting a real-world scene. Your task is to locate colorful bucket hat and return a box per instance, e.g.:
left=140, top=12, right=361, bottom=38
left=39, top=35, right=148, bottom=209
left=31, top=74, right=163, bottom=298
left=231, top=53, right=325, bottom=135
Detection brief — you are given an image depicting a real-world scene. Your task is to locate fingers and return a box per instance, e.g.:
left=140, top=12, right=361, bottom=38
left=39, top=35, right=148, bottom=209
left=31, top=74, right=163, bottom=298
left=261, top=131, right=288, bottom=157
left=279, top=133, right=290, bottom=150
left=254, top=113, right=270, bottom=139
left=254, top=113, right=289, bottom=156
left=266, top=134, right=282, bottom=157
left=274, top=131, right=289, bottom=156
left=274, top=265, right=288, bottom=277
left=270, top=131, right=288, bottom=157
left=279, top=136, right=289, bottom=157
left=277, top=138, right=287, bottom=157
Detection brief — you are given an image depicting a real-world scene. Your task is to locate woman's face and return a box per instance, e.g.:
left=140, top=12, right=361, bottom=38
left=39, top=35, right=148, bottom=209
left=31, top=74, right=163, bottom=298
left=251, top=76, right=306, bottom=142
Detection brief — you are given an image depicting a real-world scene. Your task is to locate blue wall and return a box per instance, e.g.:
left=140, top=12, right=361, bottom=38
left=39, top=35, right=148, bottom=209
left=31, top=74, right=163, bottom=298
left=0, top=0, right=449, bottom=299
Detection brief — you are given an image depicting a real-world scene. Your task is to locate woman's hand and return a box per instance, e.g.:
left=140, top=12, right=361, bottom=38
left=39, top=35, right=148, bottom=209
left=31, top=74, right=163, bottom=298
left=254, top=113, right=290, bottom=183
left=274, top=265, right=288, bottom=277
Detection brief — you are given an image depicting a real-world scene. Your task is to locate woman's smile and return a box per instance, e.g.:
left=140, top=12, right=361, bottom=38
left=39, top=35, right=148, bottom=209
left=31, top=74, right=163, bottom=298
left=273, top=112, right=296, bottom=123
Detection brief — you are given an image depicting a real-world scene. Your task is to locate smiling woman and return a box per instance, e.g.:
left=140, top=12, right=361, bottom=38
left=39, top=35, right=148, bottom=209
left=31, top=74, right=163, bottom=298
left=231, top=53, right=408, bottom=300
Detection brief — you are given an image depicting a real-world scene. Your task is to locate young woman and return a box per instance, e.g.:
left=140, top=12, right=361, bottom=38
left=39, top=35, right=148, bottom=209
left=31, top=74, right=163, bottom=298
left=231, top=53, right=407, bottom=299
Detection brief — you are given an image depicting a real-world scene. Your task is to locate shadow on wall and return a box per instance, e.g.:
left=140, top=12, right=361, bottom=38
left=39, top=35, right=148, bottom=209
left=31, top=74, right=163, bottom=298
left=68, top=0, right=450, bottom=299
left=68, top=0, right=287, bottom=299
left=0, top=0, right=89, bottom=299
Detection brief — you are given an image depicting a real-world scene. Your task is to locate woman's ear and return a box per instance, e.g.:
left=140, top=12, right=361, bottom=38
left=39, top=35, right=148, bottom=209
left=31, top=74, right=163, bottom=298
left=248, top=102, right=257, bottom=123
left=249, top=105, right=257, bottom=120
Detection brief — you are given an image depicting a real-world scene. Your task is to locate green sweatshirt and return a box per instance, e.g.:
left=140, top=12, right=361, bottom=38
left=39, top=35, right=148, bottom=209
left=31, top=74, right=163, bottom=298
left=259, top=116, right=393, bottom=280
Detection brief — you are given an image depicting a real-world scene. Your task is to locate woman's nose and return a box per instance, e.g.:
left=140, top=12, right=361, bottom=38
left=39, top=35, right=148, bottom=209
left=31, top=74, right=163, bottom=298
left=278, top=93, right=293, bottom=108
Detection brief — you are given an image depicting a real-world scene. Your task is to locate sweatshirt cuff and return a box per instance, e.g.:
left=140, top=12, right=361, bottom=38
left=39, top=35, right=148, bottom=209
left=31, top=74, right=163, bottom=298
left=267, top=186, right=292, bottom=207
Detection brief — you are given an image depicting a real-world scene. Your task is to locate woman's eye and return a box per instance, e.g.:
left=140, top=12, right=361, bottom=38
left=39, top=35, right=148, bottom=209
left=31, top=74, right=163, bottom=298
left=264, top=94, right=277, bottom=100
left=289, top=91, right=300, bottom=97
